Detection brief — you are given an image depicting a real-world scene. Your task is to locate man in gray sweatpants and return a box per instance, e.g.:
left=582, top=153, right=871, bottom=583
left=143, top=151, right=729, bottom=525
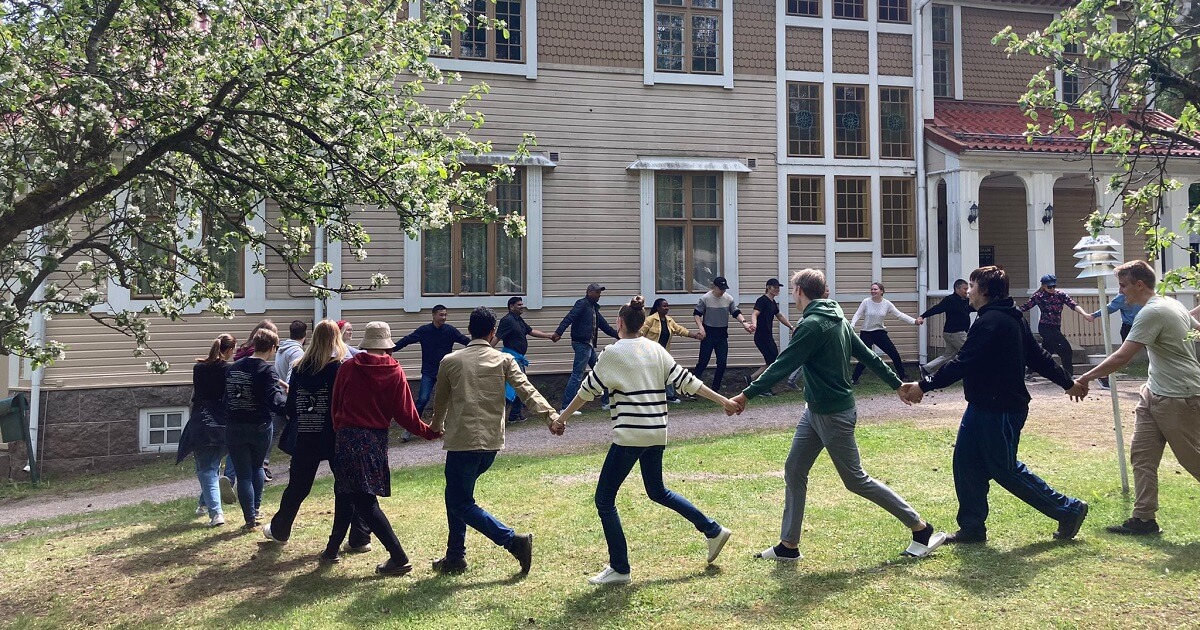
left=732, top=268, right=946, bottom=560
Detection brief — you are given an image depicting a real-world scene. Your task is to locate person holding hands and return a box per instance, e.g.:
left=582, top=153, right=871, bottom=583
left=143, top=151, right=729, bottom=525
left=850, top=282, right=919, bottom=384
left=640, top=298, right=702, bottom=403
left=748, top=278, right=795, bottom=392
left=693, top=276, right=753, bottom=393
left=1019, top=273, right=1093, bottom=378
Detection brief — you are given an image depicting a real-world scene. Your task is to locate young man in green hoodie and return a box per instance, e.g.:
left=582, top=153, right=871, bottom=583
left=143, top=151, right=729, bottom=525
left=731, top=268, right=946, bottom=560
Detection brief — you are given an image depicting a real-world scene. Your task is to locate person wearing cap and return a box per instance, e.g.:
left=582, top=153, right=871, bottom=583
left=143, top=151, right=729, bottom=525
left=391, top=305, right=470, bottom=440
left=497, top=296, right=555, bottom=423
left=918, top=279, right=975, bottom=377
left=748, top=278, right=795, bottom=393
left=553, top=283, right=619, bottom=413
left=692, top=276, right=753, bottom=393
left=1019, top=273, right=1094, bottom=379
left=324, top=321, right=442, bottom=575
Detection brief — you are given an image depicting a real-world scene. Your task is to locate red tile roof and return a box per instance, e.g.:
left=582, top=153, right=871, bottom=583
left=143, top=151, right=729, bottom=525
left=925, top=100, right=1200, bottom=156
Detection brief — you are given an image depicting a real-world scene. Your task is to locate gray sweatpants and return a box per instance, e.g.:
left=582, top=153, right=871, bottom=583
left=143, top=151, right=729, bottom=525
left=924, top=331, right=968, bottom=374
left=781, top=404, right=922, bottom=544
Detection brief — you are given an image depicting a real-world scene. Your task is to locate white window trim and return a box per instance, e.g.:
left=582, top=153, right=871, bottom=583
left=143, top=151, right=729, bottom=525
left=643, top=0, right=735, bottom=90
left=409, top=0, right=538, bottom=80
left=139, top=406, right=189, bottom=453
left=400, top=165, right=546, bottom=313
left=634, top=162, right=741, bottom=296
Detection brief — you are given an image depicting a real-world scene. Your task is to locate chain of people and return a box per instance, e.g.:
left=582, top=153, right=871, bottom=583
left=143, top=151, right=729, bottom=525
left=176, top=260, right=1200, bottom=585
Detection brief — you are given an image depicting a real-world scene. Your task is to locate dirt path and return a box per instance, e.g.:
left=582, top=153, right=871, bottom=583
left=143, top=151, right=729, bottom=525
left=0, top=380, right=1143, bottom=529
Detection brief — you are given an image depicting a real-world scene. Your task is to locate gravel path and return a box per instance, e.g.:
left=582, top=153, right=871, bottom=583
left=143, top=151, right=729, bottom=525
left=0, top=380, right=1142, bottom=529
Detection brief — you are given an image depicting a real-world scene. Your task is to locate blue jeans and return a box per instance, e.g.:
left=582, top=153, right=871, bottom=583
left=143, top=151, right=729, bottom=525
left=953, top=405, right=1084, bottom=537
left=403, top=374, right=437, bottom=440
left=694, top=325, right=730, bottom=391
left=194, top=445, right=224, bottom=517
left=562, top=342, right=608, bottom=409
left=223, top=454, right=236, bottom=483
left=594, top=444, right=721, bottom=574
left=444, top=450, right=515, bottom=561
left=226, top=422, right=272, bottom=524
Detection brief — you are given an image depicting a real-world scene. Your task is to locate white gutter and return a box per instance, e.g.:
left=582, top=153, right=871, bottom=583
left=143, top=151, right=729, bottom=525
left=914, top=0, right=934, bottom=365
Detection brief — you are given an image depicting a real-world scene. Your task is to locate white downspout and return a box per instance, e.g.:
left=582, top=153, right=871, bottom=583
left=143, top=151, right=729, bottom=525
left=27, top=228, right=46, bottom=469
left=914, top=0, right=933, bottom=365
left=313, top=225, right=326, bottom=321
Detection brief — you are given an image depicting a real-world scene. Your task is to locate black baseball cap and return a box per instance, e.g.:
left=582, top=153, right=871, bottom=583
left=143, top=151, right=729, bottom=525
left=712, top=277, right=729, bottom=290
left=766, top=278, right=781, bottom=287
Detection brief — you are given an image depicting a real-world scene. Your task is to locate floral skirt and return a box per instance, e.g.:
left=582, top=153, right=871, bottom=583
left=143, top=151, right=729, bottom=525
left=332, top=427, right=391, bottom=497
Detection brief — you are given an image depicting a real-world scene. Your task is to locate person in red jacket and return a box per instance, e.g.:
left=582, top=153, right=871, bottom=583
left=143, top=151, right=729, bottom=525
left=323, top=321, right=442, bottom=575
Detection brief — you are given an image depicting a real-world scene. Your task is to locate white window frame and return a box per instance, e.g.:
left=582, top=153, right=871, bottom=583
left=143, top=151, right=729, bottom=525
left=409, top=0, right=538, bottom=80
left=139, top=406, right=189, bottom=453
left=629, top=157, right=746, bottom=296
left=643, top=0, right=735, bottom=89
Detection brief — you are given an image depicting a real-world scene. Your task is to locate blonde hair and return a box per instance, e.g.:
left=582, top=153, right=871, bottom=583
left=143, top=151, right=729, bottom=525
left=294, top=319, right=347, bottom=375
left=791, top=268, right=827, bottom=300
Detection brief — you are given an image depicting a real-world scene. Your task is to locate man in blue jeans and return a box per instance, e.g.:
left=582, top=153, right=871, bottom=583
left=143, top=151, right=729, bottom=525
left=553, top=283, right=617, bottom=414
left=904, top=266, right=1091, bottom=543
left=392, top=305, right=469, bottom=441
left=431, top=306, right=559, bottom=574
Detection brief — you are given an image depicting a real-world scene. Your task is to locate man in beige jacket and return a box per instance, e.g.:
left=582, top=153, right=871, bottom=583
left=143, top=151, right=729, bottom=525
left=431, top=306, right=559, bottom=575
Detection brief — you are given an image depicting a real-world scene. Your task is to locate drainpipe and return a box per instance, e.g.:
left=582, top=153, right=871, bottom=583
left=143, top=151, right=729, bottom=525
left=27, top=228, right=46, bottom=477
left=313, top=225, right=326, bottom=321
left=914, top=0, right=933, bottom=365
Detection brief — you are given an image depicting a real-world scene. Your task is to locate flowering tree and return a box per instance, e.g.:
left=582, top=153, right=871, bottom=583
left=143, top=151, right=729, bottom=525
left=0, top=0, right=525, bottom=370
left=998, top=0, right=1200, bottom=289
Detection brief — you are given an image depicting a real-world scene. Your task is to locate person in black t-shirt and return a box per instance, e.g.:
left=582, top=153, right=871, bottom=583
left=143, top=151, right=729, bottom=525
left=747, top=278, right=795, bottom=395
left=497, top=296, right=555, bottom=422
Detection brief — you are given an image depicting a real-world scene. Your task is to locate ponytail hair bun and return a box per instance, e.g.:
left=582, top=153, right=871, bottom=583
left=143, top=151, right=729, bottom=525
left=619, top=295, right=648, bottom=332
left=629, top=295, right=645, bottom=310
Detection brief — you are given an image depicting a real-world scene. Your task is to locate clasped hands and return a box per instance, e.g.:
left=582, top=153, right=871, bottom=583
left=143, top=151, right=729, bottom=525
left=547, top=412, right=566, bottom=435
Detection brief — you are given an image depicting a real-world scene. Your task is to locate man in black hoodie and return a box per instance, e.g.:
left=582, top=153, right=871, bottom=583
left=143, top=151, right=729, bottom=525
left=902, top=266, right=1090, bottom=543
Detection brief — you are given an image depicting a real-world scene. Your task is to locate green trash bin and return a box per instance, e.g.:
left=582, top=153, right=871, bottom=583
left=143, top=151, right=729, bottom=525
left=0, top=393, right=38, bottom=483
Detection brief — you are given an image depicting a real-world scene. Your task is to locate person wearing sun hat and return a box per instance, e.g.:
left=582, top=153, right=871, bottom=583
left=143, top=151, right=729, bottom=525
left=324, top=321, right=442, bottom=575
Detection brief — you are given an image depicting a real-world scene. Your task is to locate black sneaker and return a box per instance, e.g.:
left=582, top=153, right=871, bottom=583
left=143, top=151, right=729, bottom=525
left=432, top=556, right=469, bottom=574
left=1053, top=501, right=1088, bottom=540
left=508, top=533, right=533, bottom=574
left=1106, top=517, right=1162, bottom=536
left=375, top=557, right=414, bottom=576
left=506, top=414, right=527, bottom=424
left=945, top=530, right=987, bottom=544
left=318, top=550, right=341, bottom=564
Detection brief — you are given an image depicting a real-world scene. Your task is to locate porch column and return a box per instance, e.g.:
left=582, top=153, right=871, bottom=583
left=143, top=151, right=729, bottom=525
left=1020, top=171, right=1059, bottom=290
left=946, top=169, right=987, bottom=282
left=1163, top=181, right=1196, bottom=309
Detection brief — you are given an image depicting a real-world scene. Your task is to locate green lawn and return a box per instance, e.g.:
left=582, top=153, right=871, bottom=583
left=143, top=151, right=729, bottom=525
left=2, top=420, right=1197, bottom=629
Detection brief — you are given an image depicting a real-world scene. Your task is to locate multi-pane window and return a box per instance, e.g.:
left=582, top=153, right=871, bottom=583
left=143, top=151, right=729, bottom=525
left=879, top=87, right=913, bottom=159
left=834, top=85, right=868, bottom=158
left=1062, top=43, right=1109, bottom=105
left=655, top=172, right=722, bottom=292
left=878, top=0, right=909, bottom=23
left=881, top=178, right=916, bottom=256
left=141, top=408, right=187, bottom=452
left=788, top=176, right=824, bottom=224
left=205, top=213, right=245, bottom=298
left=833, top=0, right=865, bottom=19
left=787, top=82, right=823, bottom=157
left=787, top=0, right=820, bottom=16
left=932, top=5, right=953, bottom=98
left=423, top=169, right=525, bottom=295
left=437, top=0, right=524, bottom=63
left=835, top=177, right=870, bottom=241
left=655, top=0, right=722, bottom=74
left=131, top=186, right=173, bottom=299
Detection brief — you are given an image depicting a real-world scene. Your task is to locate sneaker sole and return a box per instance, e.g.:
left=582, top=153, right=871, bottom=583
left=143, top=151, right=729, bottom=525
left=588, top=574, right=632, bottom=585
left=755, top=549, right=803, bottom=562
left=219, top=477, right=237, bottom=504
left=903, top=532, right=947, bottom=558
left=376, top=563, right=414, bottom=577
left=707, top=529, right=732, bottom=563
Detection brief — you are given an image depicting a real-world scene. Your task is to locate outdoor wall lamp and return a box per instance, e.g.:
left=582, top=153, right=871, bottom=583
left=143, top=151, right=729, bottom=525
left=967, top=203, right=979, bottom=224
left=1042, top=203, right=1054, bottom=224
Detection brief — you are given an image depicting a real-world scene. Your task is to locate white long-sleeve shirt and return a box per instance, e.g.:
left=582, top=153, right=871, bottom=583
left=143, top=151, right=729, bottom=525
left=850, top=298, right=915, bottom=332
left=577, top=337, right=704, bottom=447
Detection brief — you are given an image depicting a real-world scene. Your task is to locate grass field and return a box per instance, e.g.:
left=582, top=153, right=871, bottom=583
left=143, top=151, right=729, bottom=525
left=2, top=417, right=1198, bottom=629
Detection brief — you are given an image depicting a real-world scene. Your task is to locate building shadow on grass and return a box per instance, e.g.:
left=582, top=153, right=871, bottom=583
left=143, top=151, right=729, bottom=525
left=758, top=556, right=919, bottom=616
left=939, top=539, right=1088, bottom=596
left=542, top=567, right=721, bottom=627
left=1122, top=537, right=1200, bottom=573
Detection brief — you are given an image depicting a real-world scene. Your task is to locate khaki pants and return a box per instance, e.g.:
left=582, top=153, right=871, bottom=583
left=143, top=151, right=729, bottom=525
left=1130, top=385, right=1200, bottom=520
left=924, top=331, right=968, bottom=374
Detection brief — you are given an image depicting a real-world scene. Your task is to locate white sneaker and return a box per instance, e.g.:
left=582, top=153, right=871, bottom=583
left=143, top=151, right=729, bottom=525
left=903, top=531, right=947, bottom=558
left=588, top=565, right=631, bottom=585
left=219, top=476, right=237, bottom=504
left=195, top=505, right=208, bottom=517
left=755, top=545, right=803, bottom=561
left=209, top=514, right=225, bottom=527
left=262, top=523, right=287, bottom=545
left=601, top=403, right=611, bottom=411
left=707, top=527, right=732, bottom=563
left=568, top=410, right=582, bottom=417
left=342, top=542, right=373, bottom=554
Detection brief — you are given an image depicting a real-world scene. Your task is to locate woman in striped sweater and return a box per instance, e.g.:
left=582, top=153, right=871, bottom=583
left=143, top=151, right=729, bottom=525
left=557, top=296, right=741, bottom=585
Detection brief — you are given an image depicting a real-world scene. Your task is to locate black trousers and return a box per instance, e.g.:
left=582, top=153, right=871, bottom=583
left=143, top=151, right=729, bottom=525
left=327, top=492, right=407, bottom=562
left=852, top=329, right=908, bottom=381
left=1038, top=324, right=1073, bottom=377
left=693, top=325, right=730, bottom=391
left=269, top=451, right=371, bottom=545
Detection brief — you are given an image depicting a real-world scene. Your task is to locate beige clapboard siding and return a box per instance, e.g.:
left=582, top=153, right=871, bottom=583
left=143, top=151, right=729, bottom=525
left=882, top=267, right=918, bottom=294
left=263, top=200, right=317, bottom=300
left=960, top=7, right=1053, bottom=102
left=978, top=186, right=1031, bottom=290
left=40, top=310, right=311, bottom=388
left=417, top=69, right=777, bottom=298
left=1052, top=185, right=1096, bottom=290
left=787, top=234, right=826, bottom=321
left=835, top=251, right=873, bottom=293
left=341, top=205, right=405, bottom=298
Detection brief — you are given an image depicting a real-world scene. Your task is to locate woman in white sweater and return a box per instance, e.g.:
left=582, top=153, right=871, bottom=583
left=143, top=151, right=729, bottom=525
left=557, top=296, right=740, bottom=586
left=849, top=282, right=919, bottom=384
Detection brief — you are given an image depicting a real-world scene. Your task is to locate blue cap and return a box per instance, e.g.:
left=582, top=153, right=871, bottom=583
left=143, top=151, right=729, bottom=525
left=1040, top=273, right=1057, bottom=287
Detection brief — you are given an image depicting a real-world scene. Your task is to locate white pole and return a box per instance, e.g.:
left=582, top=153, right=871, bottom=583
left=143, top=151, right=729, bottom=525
left=1096, top=276, right=1129, bottom=494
